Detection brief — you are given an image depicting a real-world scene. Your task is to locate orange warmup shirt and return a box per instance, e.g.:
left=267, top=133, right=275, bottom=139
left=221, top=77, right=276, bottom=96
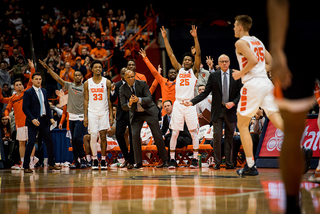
left=135, top=72, right=147, bottom=83
left=90, top=48, right=108, bottom=61
left=143, top=56, right=176, bottom=104
left=60, top=67, right=75, bottom=82
left=2, top=68, right=35, bottom=128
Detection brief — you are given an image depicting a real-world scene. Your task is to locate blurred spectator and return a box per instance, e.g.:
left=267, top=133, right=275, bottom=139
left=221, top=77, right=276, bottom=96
left=61, top=43, right=74, bottom=65
left=101, top=28, right=115, bottom=51
left=8, top=38, right=25, bottom=57
left=58, top=26, right=71, bottom=49
left=9, top=55, right=27, bottom=81
left=144, top=4, right=156, bottom=33
left=1, top=50, right=10, bottom=66
left=86, top=10, right=96, bottom=28
left=9, top=47, right=22, bottom=68
left=9, top=11, right=23, bottom=30
left=44, top=26, right=58, bottom=51
left=45, top=58, right=60, bottom=98
left=76, top=37, right=92, bottom=55
left=43, top=48, right=60, bottom=66
left=72, top=56, right=87, bottom=77
left=124, top=33, right=140, bottom=60
left=42, top=17, right=57, bottom=36
left=60, top=61, right=75, bottom=82
left=0, top=61, right=11, bottom=87
left=90, top=41, right=107, bottom=64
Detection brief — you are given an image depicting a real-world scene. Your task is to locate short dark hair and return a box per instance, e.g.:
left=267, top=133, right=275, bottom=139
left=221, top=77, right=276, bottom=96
left=197, top=84, right=206, bottom=88
left=74, top=70, right=83, bottom=76
left=163, top=100, right=172, bottom=105
left=90, top=60, right=103, bottom=69
left=182, top=52, right=195, bottom=63
left=32, top=72, right=42, bottom=79
left=127, top=59, right=136, bottom=66
left=13, top=78, right=23, bottom=85
left=235, top=15, right=252, bottom=31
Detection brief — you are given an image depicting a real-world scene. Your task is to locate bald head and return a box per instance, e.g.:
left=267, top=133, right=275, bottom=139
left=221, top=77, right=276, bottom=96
left=124, top=69, right=135, bottom=86
left=218, top=54, right=230, bottom=72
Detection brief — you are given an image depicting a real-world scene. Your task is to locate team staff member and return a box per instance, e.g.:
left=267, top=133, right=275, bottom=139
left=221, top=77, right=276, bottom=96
left=119, top=69, right=169, bottom=169
left=22, top=72, right=61, bottom=173
left=39, top=59, right=87, bottom=169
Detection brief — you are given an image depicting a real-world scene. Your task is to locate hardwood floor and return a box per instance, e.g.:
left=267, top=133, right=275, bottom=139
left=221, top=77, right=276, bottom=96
left=1, top=166, right=319, bottom=214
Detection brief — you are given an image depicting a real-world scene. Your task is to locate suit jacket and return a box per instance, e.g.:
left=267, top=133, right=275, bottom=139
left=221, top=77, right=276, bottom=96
left=191, top=69, right=243, bottom=123
left=120, top=80, right=158, bottom=123
left=23, top=87, right=53, bottom=127
left=110, top=80, right=128, bottom=121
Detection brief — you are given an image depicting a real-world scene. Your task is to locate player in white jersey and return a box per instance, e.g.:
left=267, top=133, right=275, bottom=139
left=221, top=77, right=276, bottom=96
left=160, top=25, right=201, bottom=168
left=232, top=15, right=283, bottom=176
left=84, top=60, right=113, bottom=170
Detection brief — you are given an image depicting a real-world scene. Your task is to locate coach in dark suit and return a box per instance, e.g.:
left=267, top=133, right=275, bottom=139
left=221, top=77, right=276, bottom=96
left=119, top=69, right=169, bottom=168
left=22, top=72, right=61, bottom=173
left=110, top=68, right=135, bottom=168
left=187, top=54, right=242, bottom=169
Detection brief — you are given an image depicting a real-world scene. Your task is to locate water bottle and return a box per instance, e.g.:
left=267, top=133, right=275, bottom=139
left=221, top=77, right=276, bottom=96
left=198, top=153, right=202, bottom=168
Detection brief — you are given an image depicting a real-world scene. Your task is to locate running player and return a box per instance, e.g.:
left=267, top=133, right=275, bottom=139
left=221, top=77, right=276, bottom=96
left=232, top=15, right=283, bottom=175
left=160, top=25, right=201, bottom=168
left=0, top=59, right=38, bottom=170
left=83, top=60, right=113, bottom=170
left=268, top=1, right=320, bottom=212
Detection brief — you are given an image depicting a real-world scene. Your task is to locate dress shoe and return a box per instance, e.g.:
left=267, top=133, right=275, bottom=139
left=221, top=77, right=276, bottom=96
left=49, top=165, right=62, bottom=170
left=24, top=168, right=33, bottom=173
left=226, top=164, right=235, bottom=169
left=156, top=160, right=169, bottom=168
left=126, top=163, right=134, bottom=169
left=213, top=164, right=220, bottom=170
left=119, top=160, right=129, bottom=168
left=133, top=163, right=143, bottom=169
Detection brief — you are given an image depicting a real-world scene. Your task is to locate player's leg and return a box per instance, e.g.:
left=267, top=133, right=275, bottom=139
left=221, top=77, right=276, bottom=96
left=83, top=134, right=92, bottom=167
left=99, top=129, right=107, bottom=170
left=169, top=129, right=179, bottom=168
left=236, top=113, right=259, bottom=176
left=279, top=109, right=307, bottom=213
left=184, top=105, right=199, bottom=168
left=88, top=112, right=99, bottom=170
left=18, top=140, right=25, bottom=168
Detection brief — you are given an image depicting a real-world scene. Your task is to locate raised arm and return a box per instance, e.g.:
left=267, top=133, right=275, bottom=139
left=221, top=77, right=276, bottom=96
left=39, top=59, right=65, bottom=87
left=139, top=48, right=163, bottom=84
left=160, top=26, right=181, bottom=71
left=190, top=25, right=201, bottom=76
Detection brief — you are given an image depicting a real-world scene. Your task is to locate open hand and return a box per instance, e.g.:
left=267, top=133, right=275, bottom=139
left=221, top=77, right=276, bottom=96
left=138, top=48, right=146, bottom=58
left=160, top=26, right=167, bottom=38
left=190, top=25, right=197, bottom=38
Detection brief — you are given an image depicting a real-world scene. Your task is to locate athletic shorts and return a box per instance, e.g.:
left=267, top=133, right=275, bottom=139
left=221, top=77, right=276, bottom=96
left=170, top=101, right=198, bottom=131
left=88, top=111, right=110, bottom=134
left=16, top=126, right=28, bottom=141
left=237, top=77, right=279, bottom=118
left=275, top=20, right=320, bottom=112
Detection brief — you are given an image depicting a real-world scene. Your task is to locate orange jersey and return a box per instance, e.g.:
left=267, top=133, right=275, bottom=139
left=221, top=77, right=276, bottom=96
left=143, top=57, right=175, bottom=104
left=4, top=68, right=35, bottom=128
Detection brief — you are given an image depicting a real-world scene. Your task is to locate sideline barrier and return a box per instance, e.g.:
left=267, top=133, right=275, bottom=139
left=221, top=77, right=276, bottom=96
left=256, top=114, right=319, bottom=168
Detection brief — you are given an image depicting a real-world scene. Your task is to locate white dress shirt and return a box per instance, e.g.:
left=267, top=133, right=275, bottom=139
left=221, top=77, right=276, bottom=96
left=33, top=85, right=46, bottom=116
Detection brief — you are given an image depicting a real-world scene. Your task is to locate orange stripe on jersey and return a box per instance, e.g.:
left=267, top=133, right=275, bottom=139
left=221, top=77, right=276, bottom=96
left=239, top=87, right=248, bottom=112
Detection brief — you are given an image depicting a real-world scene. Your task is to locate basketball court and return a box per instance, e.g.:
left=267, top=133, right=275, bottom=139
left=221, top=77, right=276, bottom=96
left=1, top=167, right=319, bottom=213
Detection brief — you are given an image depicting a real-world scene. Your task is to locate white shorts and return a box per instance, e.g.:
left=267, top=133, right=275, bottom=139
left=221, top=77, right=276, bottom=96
left=88, top=111, right=110, bottom=134
left=16, top=126, right=28, bottom=141
left=237, top=77, right=279, bottom=118
left=170, top=101, right=198, bottom=131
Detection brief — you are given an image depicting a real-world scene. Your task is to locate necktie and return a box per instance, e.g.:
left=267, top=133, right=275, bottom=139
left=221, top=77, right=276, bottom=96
left=222, top=72, right=228, bottom=104
left=168, top=115, right=171, bottom=124
left=131, top=86, right=135, bottom=95
left=38, top=89, right=43, bottom=116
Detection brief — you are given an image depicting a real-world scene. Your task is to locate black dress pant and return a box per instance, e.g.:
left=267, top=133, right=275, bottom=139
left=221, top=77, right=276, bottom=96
left=23, top=116, right=55, bottom=169
left=212, top=106, right=235, bottom=166
left=131, top=111, right=168, bottom=164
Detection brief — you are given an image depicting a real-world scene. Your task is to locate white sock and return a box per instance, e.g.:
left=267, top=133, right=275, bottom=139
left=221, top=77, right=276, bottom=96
left=170, top=130, right=179, bottom=151
left=246, top=157, right=255, bottom=168
left=170, top=152, right=175, bottom=160
left=86, top=155, right=91, bottom=162
left=101, top=156, right=106, bottom=161
left=189, top=129, right=199, bottom=159
left=92, top=156, right=97, bottom=160
left=20, top=157, right=24, bottom=165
